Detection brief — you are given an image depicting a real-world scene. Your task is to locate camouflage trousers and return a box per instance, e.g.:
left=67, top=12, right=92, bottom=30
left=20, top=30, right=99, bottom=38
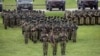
left=91, top=17, right=95, bottom=25
left=68, top=30, right=72, bottom=40
left=32, top=31, right=38, bottom=43
left=16, top=19, right=21, bottom=26
left=79, top=17, right=84, bottom=25
left=10, top=20, right=15, bottom=27
left=60, top=41, right=66, bottom=55
left=98, top=17, right=100, bottom=24
left=85, top=17, right=90, bottom=25
left=4, top=20, right=8, bottom=29
left=72, top=30, right=77, bottom=42
left=52, top=43, right=58, bottom=56
left=94, top=16, right=99, bottom=24
left=43, top=42, right=48, bottom=56
left=37, top=30, right=41, bottom=41
left=24, top=32, right=30, bottom=44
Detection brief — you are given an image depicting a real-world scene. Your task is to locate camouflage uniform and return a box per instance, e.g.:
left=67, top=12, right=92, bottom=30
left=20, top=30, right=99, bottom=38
left=67, top=20, right=73, bottom=40
left=71, top=21, right=78, bottom=42
left=40, top=27, right=48, bottom=56
left=3, top=13, right=9, bottom=29
left=52, top=25, right=60, bottom=56
left=85, top=13, right=91, bottom=25
left=24, top=23, right=30, bottom=44
left=31, top=21, right=38, bottom=43
left=59, top=27, right=68, bottom=56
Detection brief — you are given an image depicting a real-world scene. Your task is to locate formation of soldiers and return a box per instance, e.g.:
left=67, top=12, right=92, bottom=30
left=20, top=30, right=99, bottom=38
left=21, top=16, right=78, bottom=56
left=1, top=9, right=19, bottom=29
left=1, top=9, right=78, bottom=56
left=65, top=10, right=100, bottom=25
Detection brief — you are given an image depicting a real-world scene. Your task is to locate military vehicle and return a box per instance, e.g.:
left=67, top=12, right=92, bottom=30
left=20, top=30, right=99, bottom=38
left=77, top=0, right=98, bottom=10
left=0, top=0, right=3, bottom=12
left=46, top=0, right=65, bottom=11
left=16, top=0, right=33, bottom=10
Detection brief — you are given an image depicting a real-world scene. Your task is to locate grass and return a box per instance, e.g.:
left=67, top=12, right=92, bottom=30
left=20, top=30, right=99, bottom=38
left=45, top=11, right=64, bottom=17
left=0, top=12, right=100, bottom=56
left=1, top=0, right=100, bottom=55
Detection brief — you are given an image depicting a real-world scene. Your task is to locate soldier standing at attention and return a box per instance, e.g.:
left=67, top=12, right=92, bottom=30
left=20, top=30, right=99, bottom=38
left=24, top=22, right=30, bottom=44
left=3, top=13, right=8, bottom=29
left=59, top=24, right=68, bottom=56
left=71, top=21, right=78, bottom=42
left=40, top=26, right=49, bottom=56
left=51, top=24, right=59, bottom=56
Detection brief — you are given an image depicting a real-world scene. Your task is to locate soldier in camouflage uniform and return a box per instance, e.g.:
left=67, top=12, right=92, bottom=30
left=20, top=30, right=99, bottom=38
left=98, top=11, right=100, bottom=25
left=31, top=20, right=38, bottom=43
left=90, top=11, right=95, bottom=25
left=51, top=23, right=60, bottom=56
left=3, top=13, right=9, bottom=29
left=40, top=24, right=49, bottom=56
left=71, top=21, right=78, bottom=42
left=23, top=22, right=30, bottom=44
left=67, top=19, right=73, bottom=40
left=59, top=23, right=68, bottom=56
left=50, top=30, right=57, bottom=56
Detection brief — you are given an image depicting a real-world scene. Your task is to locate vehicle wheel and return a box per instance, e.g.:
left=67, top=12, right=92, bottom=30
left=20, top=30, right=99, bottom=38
left=90, top=7, right=93, bottom=9
left=94, top=5, right=98, bottom=10
left=59, top=7, right=61, bottom=10
left=46, top=7, right=49, bottom=10
left=49, top=6, right=52, bottom=11
left=62, top=6, right=65, bottom=11
left=78, top=7, right=81, bottom=9
left=29, top=7, right=33, bottom=10
left=50, top=7, right=52, bottom=11
left=82, top=5, right=85, bottom=10
left=48, top=5, right=52, bottom=11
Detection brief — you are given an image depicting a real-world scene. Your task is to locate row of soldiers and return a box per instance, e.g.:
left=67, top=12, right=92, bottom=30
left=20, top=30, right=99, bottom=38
left=65, top=10, right=100, bottom=25
left=1, top=9, right=45, bottom=29
left=21, top=16, right=78, bottom=56
left=1, top=10, right=78, bottom=56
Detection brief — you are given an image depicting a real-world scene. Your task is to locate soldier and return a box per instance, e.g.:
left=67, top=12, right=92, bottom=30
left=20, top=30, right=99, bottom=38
left=80, top=11, right=85, bottom=25
left=21, top=20, right=26, bottom=35
left=71, top=21, right=78, bottom=42
left=10, top=13, right=15, bottom=27
left=1, top=10, right=5, bottom=24
left=23, top=22, right=30, bottom=44
left=98, top=11, right=100, bottom=25
left=67, top=20, right=73, bottom=40
left=16, top=14, right=21, bottom=26
left=3, top=13, right=9, bottom=29
left=31, top=20, right=38, bottom=43
left=40, top=25, right=49, bottom=56
left=90, top=11, right=95, bottom=25
left=50, top=30, right=57, bottom=56
left=85, top=12, right=91, bottom=25
left=94, top=11, right=99, bottom=24
left=51, top=23, right=60, bottom=56
left=59, top=24, right=68, bottom=56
